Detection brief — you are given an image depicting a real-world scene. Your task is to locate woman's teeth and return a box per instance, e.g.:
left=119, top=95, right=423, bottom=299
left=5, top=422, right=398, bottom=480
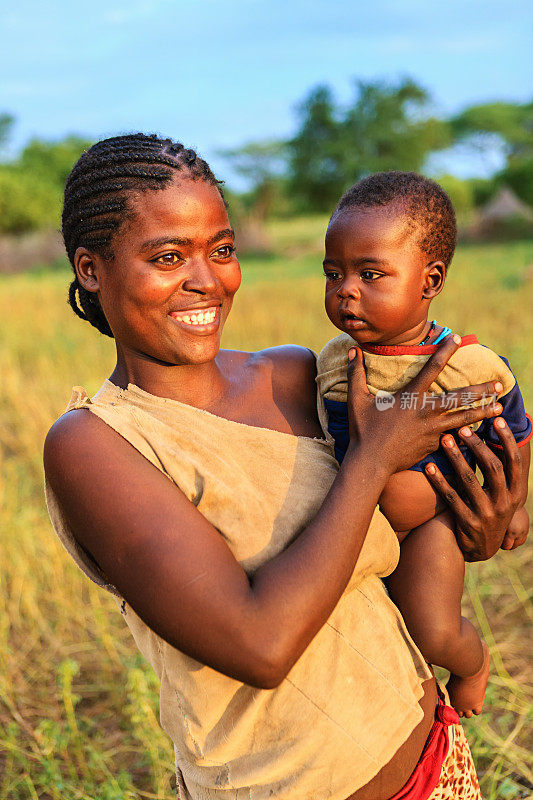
left=171, top=308, right=217, bottom=326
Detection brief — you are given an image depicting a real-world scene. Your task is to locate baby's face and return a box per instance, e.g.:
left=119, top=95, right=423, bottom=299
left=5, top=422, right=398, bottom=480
left=323, top=207, right=441, bottom=346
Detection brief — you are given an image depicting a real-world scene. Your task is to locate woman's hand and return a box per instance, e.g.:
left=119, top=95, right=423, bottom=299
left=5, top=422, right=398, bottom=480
left=345, top=334, right=503, bottom=476
left=423, top=421, right=523, bottom=561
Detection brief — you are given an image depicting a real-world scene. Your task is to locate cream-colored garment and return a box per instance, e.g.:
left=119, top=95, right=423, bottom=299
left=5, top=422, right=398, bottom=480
left=45, top=380, right=432, bottom=800
left=316, top=333, right=515, bottom=436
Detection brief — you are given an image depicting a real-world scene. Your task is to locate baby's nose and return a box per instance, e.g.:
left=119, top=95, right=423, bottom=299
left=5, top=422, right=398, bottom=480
left=337, top=278, right=361, bottom=299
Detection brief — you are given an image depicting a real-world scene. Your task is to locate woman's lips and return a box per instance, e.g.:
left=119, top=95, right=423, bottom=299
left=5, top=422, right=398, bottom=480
left=168, top=305, right=220, bottom=331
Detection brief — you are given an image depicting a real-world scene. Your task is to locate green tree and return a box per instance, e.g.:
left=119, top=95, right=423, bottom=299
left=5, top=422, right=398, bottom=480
left=0, top=126, right=91, bottom=235
left=0, top=169, right=62, bottom=234
left=499, top=157, right=533, bottom=206
left=451, top=101, right=533, bottom=205
left=0, top=113, right=14, bottom=152
left=435, top=175, right=474, bottom=223
left=219, top=140, right=287, bottom=219
left=451, top=101, right=533, bottom=160
left=19, top=135, right=91, bottom=189
left=287, top=78, right=451, bottom=212
left=287, top=85, right=344, bottom=212
left=342, top=79, right=450, bottom=178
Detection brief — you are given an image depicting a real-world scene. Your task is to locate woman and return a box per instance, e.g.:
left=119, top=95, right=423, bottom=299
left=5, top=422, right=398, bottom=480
left=44, top=134, right=521, bottom=800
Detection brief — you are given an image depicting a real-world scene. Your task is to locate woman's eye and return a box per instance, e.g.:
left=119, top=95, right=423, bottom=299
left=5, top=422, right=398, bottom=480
left=153, top=252, right=181, bottom=266
left=213, top=245, right=235, bottom=259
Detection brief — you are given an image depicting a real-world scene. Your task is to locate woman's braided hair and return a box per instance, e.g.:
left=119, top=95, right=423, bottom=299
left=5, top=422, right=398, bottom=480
left=63, top=133, right=224, bottom=337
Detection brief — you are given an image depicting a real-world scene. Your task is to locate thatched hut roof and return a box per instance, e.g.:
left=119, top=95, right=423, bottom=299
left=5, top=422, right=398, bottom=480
left=479, top=187, right=533, bottom=223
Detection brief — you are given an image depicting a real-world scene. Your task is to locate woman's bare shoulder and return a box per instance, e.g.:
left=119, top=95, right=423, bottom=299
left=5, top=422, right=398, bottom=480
left=44, top=408, right=116, bottom=477
left=222, top=345, right=317, bottom=400
left=220, top=345, right=320, bottom=436
left=263, top=345, right=317, bottom=401
left=222, top=344, right=315, bottom=370
left=246, top=345, right=316, bottom=385
left=255, top=346, right=320, bottom=433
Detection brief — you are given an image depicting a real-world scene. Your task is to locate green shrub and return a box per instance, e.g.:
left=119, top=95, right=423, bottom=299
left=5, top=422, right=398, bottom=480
left=0, top=168, right=61, bottom=234
left=436, top=174, right=474, bottom=222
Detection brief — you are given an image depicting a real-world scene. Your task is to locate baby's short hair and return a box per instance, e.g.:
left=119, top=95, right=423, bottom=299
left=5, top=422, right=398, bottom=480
left=334, top=171, right=457, bottom=270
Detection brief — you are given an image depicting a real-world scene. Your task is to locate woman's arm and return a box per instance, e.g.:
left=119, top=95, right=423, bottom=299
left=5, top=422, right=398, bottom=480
left=44, top=337, right=508, bottom=689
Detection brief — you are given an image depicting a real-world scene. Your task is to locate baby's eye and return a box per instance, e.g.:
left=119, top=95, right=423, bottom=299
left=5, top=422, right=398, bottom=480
left=324, top=270, right=341, bottom=281
left=212, top=245, right=236, bottom=259
left=153, top=252, right=182, bottom=266
left=361, top=270, right=382, bottom=282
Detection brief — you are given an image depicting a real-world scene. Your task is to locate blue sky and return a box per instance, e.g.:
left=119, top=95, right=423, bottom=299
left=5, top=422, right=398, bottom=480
left=2, top=0, right=531, bottom=187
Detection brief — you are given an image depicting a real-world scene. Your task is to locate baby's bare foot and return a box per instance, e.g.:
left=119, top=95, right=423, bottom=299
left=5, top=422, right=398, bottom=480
left=446, top=642, right=490, bottom=718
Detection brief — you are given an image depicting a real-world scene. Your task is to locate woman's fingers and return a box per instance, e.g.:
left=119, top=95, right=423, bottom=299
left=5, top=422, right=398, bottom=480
left=454, top=428, right=508, bottom=503
left=424, top=462, right=477, bottom=533
left=348, top=347, right=369, bottom=394
left=490, top=418, right=523, bottom=501
left=439, top=400, right=502, bottom=434
left=424, top=462, right=488, bottom=561
left=407, top=334, right=461, bottom=394
left=438, top=380, right=503, bottom=410
left=437, top=435, right=488, bottom=510
left=346, top=347, right=371, bottom=398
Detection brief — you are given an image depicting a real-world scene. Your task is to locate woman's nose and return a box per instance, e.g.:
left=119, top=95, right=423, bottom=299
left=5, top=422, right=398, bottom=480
left=182, top=257, right=219, bottom=294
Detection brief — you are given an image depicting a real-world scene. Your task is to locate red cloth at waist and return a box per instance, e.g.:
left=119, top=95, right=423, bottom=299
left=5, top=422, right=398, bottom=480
left=388, top=690, right=460, bottom=800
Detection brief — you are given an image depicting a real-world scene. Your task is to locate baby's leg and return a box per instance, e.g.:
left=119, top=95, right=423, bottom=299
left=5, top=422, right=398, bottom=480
left=379, top=469, right=447, bottom=534
left=386, top=512, right=489, bottom=717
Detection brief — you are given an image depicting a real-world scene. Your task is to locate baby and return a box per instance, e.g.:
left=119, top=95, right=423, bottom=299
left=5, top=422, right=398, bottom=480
left=316, top=171, right=531, bottom=717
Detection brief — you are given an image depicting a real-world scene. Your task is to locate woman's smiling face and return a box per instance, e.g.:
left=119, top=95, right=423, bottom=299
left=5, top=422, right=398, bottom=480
left=82, top=177, right=241, bottom=367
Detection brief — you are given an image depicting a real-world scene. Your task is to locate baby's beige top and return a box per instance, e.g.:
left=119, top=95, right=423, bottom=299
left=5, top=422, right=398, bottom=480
left=45, top=379, right=432, bottom=800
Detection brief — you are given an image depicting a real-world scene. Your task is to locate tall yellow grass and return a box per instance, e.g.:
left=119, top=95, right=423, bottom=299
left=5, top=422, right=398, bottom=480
left=0, top=229, right=532, bottom=799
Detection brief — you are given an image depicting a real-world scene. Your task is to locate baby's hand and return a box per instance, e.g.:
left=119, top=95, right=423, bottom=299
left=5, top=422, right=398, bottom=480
left=500, top=506, right=529, bottom=550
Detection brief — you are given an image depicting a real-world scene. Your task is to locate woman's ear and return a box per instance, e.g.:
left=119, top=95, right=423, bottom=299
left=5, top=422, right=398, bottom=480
left=74, top=248, right=100, bottom=293
left=422, top=261, right=446, bottom=299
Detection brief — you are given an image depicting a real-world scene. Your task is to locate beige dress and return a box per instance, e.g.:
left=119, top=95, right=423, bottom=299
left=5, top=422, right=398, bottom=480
left=45, top=379, right=433, bottom=800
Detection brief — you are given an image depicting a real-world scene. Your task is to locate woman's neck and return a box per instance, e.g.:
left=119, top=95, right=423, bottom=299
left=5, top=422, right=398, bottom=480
left=109, top=347, right=231, bottom=411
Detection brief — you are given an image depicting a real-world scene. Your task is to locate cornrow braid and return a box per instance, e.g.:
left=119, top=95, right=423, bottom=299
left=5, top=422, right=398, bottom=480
left=68, top=280, right=114, bottom=337
left=63, top=132, right=225, bottom=337
left=66, top=163, right=175, bottom=192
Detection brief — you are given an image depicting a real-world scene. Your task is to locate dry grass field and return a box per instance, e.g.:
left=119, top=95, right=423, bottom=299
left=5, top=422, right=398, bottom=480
left=1, top=219, right=532, bottom=799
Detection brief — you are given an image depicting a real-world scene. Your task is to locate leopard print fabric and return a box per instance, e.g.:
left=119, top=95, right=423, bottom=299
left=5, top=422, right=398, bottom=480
left=429, top=722, right=482, bottom=800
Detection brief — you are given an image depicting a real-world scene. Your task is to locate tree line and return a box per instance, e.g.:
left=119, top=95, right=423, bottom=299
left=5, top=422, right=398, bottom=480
left=223, top=79, right=532, bottom=224
left=0, top=78, right=531, bottom=236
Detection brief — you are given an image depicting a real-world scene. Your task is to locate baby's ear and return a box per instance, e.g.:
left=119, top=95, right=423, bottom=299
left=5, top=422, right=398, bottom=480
left=423, top=261, right=446, bottom=299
